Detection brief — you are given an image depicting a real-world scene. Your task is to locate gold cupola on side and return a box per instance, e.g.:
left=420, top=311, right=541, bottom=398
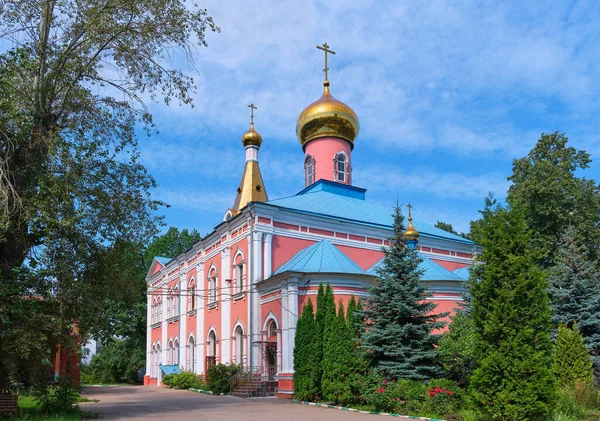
left=296, top=43, right=360, bottom=149
left=231, top=104, right=268, bottom=216
left=403, top=204, right=420, bottom=249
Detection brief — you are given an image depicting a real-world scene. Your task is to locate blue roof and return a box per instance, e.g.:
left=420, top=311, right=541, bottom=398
left=155, top=256, right=172, bottom=266
left=274, top=240, right=366, bottom=275
left=264, top=180, right=473, bottom=244
left=453, top=266, right=471, bottom=281
left=367, top=255, right=464, bottom=281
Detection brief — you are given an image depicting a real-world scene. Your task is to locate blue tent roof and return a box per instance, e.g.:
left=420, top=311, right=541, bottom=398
left=367, top=255, right=464, bottom=281
left=274, top=240, right=366, bottom=275
left=155, top=256, right=172, bottom=266
left=264, top=180, right=473, bottom=245
left=159, top=364, right=180, bottom=375
left=453, top=266, right=471, bottom=281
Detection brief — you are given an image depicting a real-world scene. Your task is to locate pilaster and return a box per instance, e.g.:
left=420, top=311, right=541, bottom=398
left=263, top=233, right=273, bottom=279
left=196, top=262, right=205, bottom=374
left=220, top=247, right=232, bottom=364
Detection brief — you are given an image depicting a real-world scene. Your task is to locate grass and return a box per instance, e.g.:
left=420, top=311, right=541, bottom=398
left=76, top=397, right=99, bottom=403
left=15, top=396, right=101, bottom=420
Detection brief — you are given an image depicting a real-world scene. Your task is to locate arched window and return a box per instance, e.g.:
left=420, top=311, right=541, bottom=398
left=334, top=153, right=347, bottom=183
left=207, top=268, right=218, bottom=304
left=168, top=340, right=175, bottom=365
left=156, top=343, right=162, bottom=378
left=233, top=251, right=245, bottom=294
left=173, top=287, right=179, bottom=316
left=207, top=330, right=217, bottom=369
left=189, top=280, right=196, bottom=311
left=234, top=326, right=244, bottom=365
left=174, top=339, right=180, bottom=366
left=189, top=337, right=196, bottom=372
left=305, top=155, right=316, bottom=186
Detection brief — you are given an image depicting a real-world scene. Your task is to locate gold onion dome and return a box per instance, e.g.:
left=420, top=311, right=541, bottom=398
left=242, top=122, right=262, bottom=148
left=403, top=220, right=420, bottom=241
left=296, top=82, right=360, bottom=149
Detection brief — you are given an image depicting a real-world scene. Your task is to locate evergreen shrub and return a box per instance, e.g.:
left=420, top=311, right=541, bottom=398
left=394, top=379, right=427, bottom=414
left=162, top=371, right=205, bottom=390
left=206, top=364, right=241, bottom=394
left=34, top=377, right=80, bottom=414
left=553, top=323, right=594, bottom=388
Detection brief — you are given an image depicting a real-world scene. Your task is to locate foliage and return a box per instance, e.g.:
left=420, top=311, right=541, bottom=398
left=469, top=200, right=555, bottom=420
left=547, top=229, right=600, bottom=369
left=0, top=0, right=215, bottom=392
left=360, top=206, right=445, bottom=381
left=82, top=338, right=144, bottom=385
left=206, top=364, right=242, bottom=395
left=555, top=386, right=589, bottom=420
left=322, top=300, right=355, bottom=405
left=162, top=371, right=205, bottom=390
left=394, top=379, right=428, bottom=415
left=507, top=132, right=600, bottom=268
left=554, top=323, right=594, bottom=388
left=438, top=311, right=477, bottom=388
left=293, top=298, right=317, bottom=401
left=33, top=377, right=80, bottom=414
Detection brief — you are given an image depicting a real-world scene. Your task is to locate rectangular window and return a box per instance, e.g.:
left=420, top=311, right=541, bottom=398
left=237, top=263, right=244, bottom=292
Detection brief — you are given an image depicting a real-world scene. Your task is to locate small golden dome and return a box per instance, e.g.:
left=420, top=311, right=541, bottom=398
left=296, top=83, right=359, bottom=149
left=242, top=123, right=262, bottom=148
left=403, top=220, right=420, bottom=241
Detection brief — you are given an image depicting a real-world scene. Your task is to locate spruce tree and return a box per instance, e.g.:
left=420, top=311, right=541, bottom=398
left=548, top=227, right=600, bottom=369
left=553, top=323, right=593, bottom=388
left=294, top=299, right=316, bottom=400
left=470, top=202, right=555, bottom=420
left=322, top=300, right=354, bottom=404
left=360, top=206, right=444, bottom=381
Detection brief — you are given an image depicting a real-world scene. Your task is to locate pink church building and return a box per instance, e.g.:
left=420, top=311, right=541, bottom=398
left=144, top=48, right=475, bottom=397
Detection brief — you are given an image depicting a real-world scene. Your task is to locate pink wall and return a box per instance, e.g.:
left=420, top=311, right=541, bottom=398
left=304, top=137, right=352, bottom=186
left=272, top=236, right=316, bottom=273
left=431, top=259, right=469, bottom=272
left=336, top=244, right=384, bottom=271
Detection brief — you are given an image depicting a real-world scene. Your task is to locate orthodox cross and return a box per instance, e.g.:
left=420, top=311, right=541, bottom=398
left=247, top=103, right=257, bottom=124
left=316, top=42, right=336, bottom=83
left=407, top=203, right=413, bottom=219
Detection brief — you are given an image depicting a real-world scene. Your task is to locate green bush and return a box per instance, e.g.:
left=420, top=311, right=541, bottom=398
left=394, top=379, right=427, bottom=415
left=554, top=323, right=594, bottom=389
left=555, top=387, right=587, bottom=420
left=34, top=377, right=80, bottom=414
left=162, top=371, right=205, bottom=390
left=361, top=382, right=397, bottom=413
left=206, top=364, right=242, bottom=395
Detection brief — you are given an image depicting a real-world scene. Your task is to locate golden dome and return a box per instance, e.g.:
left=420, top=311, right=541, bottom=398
left=403, top=220, right=420, bottom=241
left=296, top=83, right=359, bottom=149
left=242, top=122, right=262, bottom=148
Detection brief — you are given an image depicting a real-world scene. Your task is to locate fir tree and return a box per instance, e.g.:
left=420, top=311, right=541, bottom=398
left=470, top=201, right=555, bottom=420
left=548, top=227, right=600, bottom=369
left=294, top=299, right=316, bottom=400
left=360, top=206, right=445, bottom=381
left=553, top=323, right=593, bottom=388
left=322, top=300, right=354, bottom=404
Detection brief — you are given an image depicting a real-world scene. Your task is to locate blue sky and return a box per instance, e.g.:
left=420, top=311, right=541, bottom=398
left=138, top=0, right=600, bottom=236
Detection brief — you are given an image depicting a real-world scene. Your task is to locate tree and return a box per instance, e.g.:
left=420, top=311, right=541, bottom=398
left=0, top=0, right=216, bottom=390
left=293, top=299, right=316, bottom=401
left=322, top=300, right=354, bottom=404
left=507, top=132, right=600, bottom=268
left=553, top=323, right=593, bottom=389
left=360, top=206, right=444, bottom=381
left=435, top=221, right=458, bottom=235
left=469, top=201, right=555, bottom=420
left=547, top=227, right=600, bottom=370
left=437, top=312, right=476, bottom=388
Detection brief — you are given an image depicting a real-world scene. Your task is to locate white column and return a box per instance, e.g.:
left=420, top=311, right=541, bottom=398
left=146, top=292, right=152, bottom=377
left=263, top=233, right=273, bottom=279
left=160, top=286, right=167, bottom=383
left=220, top=248, right=232, bottom=364
left=179, top=274, right=187, bottom=369
left=196, top=263, right=205, bottom=374
left=280, top=282, right=289, bottom=372
left=287, top=277, right=299, bottom=373
left=251, top=231, right=263, bottom=367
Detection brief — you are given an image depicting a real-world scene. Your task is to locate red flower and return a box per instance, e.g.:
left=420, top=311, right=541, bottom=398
left=377, top=387, right=385, bottom=393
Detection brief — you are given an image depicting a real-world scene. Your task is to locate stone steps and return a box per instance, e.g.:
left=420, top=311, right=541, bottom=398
left=231, top=380, right=278, bottom=398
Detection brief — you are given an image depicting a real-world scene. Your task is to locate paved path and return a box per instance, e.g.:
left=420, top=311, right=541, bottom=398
left=80, top=386, right=415, bottom=421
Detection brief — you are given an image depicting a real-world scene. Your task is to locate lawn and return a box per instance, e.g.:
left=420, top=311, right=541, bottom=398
left=15, top=396, right=99, bottom=421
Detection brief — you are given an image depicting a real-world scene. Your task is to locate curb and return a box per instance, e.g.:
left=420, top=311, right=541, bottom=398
left=291, top=399, right=446, bottom=421
left=188, top=388, right=215, bottom=395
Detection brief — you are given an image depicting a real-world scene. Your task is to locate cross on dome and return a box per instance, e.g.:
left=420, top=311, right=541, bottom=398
left=316, top=42, right=336, bottom=86
left=247, top=103, right=257, bottom=124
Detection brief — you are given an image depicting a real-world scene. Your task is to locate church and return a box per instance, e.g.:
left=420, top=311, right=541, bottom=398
left=144, top=44, right=475, bottom=397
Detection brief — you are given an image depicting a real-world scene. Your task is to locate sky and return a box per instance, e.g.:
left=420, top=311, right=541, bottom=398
left=138, top=0, right=600, bottom=236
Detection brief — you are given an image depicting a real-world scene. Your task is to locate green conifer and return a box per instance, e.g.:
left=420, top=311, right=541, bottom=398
left=312, top=283, right=326, bottom=397
left=553, top=323, right=593, bottom=388
left=294, top=299, right=316, bottom=400
left=548, top=227, right=600, bottom=369
left=470, top=201, right=555, bottom=420
left=322, top=299, right=354, bottom=404
left=360, top=206, right=445, bottom=381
